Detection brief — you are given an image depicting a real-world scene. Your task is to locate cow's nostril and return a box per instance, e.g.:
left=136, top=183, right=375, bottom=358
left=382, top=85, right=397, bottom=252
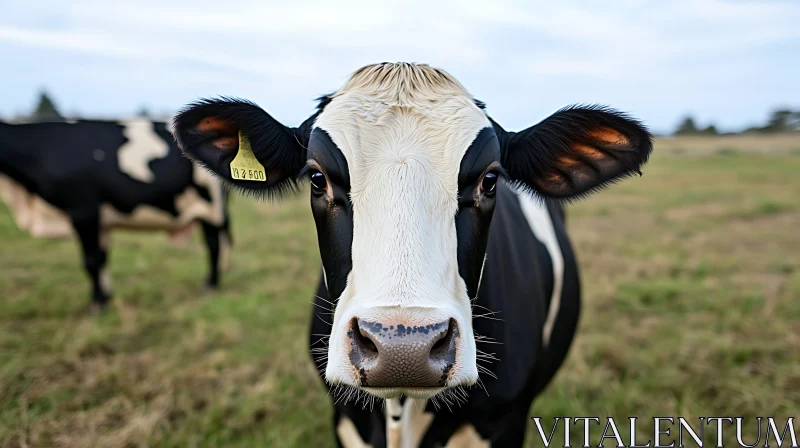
left=429, top=318, right=457, bottom=360
left=355, top=327, right=378, bottom=355
left=431, top=335, right=448, bottom=352
left=349, top=317, right=379, bottom=362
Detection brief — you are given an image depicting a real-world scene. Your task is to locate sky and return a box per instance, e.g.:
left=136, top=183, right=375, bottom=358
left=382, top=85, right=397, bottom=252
left=0, top=0, right=798, bottom=134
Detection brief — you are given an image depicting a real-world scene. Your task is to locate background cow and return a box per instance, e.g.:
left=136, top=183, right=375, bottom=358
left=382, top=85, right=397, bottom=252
left=173, top=63, right=652, bottom=447
left=0, top=118, right=231, bottom=309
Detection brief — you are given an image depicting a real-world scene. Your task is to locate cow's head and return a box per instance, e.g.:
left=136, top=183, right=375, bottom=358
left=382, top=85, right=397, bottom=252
left=174, top=63, right=652, bottom=400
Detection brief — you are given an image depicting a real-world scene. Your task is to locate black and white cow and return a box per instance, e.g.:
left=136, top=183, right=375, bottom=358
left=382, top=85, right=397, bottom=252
left=173, top=63, right=652, bottom=447
left=0, top=118, right=231, bottom=308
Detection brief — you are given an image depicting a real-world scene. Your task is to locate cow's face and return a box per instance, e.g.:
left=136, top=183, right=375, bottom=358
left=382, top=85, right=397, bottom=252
left=174, top=63, right=652, bottom=400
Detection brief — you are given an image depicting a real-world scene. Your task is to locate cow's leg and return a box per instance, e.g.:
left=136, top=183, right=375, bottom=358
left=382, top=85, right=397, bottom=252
left=72, top=212, right=111, bottom=308
left=200, top=221, right=231, bottom=289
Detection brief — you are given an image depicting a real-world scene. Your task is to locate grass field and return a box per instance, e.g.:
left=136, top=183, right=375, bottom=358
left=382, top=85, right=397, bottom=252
left=1, top=135, right=799, bottom=447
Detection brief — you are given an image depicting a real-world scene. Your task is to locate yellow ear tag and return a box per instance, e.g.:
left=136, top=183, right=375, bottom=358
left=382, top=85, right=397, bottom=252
left=230, top=130, right=267, bottom=182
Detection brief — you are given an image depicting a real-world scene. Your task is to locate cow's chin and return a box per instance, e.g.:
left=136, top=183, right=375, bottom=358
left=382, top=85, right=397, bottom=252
left=362, top=387, right=446, bottom=400
left=330, top=372, right=480, bottom=401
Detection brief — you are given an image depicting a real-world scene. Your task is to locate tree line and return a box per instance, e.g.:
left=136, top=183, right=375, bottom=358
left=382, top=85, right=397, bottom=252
left=675, top=109, right=800, bottom=136
left=22, top=89, right=800, bottom=136
left=25, top=90, right=162, bottom=122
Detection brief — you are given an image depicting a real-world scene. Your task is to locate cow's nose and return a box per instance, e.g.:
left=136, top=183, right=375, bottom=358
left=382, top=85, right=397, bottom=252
left=348, top=317, right=458, bottom=388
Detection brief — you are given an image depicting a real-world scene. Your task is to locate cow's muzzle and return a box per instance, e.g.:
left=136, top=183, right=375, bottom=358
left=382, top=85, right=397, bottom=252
left=347, top=317, right=459, bottom=388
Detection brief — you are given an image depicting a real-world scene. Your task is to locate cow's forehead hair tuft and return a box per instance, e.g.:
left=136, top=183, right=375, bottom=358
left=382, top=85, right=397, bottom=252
left=328, top=62, right=473, bottom=108
left=311, top=63, right=489, bottom=156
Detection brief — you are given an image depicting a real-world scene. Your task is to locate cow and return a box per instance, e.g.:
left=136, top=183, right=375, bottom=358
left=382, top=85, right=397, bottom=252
left=0, top=118, right=231, bottom=310
left=173, top=62, right=652, bottom=447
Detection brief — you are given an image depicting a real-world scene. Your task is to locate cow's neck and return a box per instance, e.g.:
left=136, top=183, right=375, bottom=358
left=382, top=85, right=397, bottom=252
left=385, top=397, right=435, bottom=448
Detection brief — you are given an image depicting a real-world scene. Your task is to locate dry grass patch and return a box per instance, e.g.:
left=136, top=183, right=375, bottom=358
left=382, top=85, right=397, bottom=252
left=1, top=135, right=798, bottom=446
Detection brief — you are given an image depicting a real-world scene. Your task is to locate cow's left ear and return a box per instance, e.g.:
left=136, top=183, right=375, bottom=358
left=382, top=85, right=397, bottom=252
left=173, top=98, right=313, bottom=198
left=493, top=106, right=653, bottom=200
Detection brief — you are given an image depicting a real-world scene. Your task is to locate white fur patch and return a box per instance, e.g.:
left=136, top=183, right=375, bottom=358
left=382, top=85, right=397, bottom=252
left=386, top=397, right=403, bottom=448
left=117, top=119, right=169, bottom=183
left=191, top=163, right=227, bottom=226
left=0, top=174, right=73, bottom=238
left=400, top=398, right=435, bottom=448
left=0, top=166, right=226, bottom=241
left=337, top=416, right=372, bottom=448
left=317, top=65, right=488, bottom=391
left=381, top=397, right=436, bottom=448
left=515, top=190, right=564, bottom=348
left=444, top=424, right=490, bottom=447
left=100, top=189, right=208, bottom=231
left=100, top=164, right=225, bottom=232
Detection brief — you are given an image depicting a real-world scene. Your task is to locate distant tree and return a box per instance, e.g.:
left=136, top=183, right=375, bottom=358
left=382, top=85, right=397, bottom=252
left=32, top=90, right=63, bottom=121
left=763, top=109, right=797, bottom=132
left=701, top=124, right=719, bottom=135
left=674, top=116, right=699, bottom=135
left=745, top=109, right=800, bottom=133
left=136, top=106, right=151, bottom=118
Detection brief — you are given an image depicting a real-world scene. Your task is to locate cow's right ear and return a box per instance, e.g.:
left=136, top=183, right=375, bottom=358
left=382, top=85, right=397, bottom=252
left=173, top=98, right=310, bottom=197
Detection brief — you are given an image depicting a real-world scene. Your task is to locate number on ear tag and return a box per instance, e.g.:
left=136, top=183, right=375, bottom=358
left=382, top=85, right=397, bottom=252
left=230, top=130, right=266, bottom=182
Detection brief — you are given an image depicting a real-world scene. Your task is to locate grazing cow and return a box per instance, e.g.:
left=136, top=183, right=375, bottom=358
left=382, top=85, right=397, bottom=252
left=0, top=118, right=231, bottom=308
left=173, top=63, right=652, bottom=447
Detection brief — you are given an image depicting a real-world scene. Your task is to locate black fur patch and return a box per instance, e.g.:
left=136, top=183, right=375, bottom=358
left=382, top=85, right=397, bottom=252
left=308, top=129, right=353, bottom=303
left=456, top=127, right=502, bottom=299
left=493, top=105, right=653, bottom=201
left=173, top=97, right=312, bottom=199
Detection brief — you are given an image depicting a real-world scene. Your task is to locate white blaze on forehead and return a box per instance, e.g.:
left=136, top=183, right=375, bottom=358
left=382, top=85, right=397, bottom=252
left=314, top=67, right=490, bottom=306
left=118, top=119, right=169, bottom=183
left=316, top=64, right=487, bottom=388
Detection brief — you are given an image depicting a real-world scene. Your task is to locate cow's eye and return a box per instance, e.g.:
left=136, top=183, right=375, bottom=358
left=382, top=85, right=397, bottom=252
left=481, top=172, right=498, bottom=194
left=310, top=171, right=327, bottom=192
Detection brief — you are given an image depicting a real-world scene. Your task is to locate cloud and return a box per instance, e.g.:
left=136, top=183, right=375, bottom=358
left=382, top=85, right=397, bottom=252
left=0, top=0, right=798, bottom=131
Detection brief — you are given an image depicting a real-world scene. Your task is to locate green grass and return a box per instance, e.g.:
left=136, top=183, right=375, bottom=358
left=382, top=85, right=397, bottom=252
left=1, top=144, right=799, bottom=447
